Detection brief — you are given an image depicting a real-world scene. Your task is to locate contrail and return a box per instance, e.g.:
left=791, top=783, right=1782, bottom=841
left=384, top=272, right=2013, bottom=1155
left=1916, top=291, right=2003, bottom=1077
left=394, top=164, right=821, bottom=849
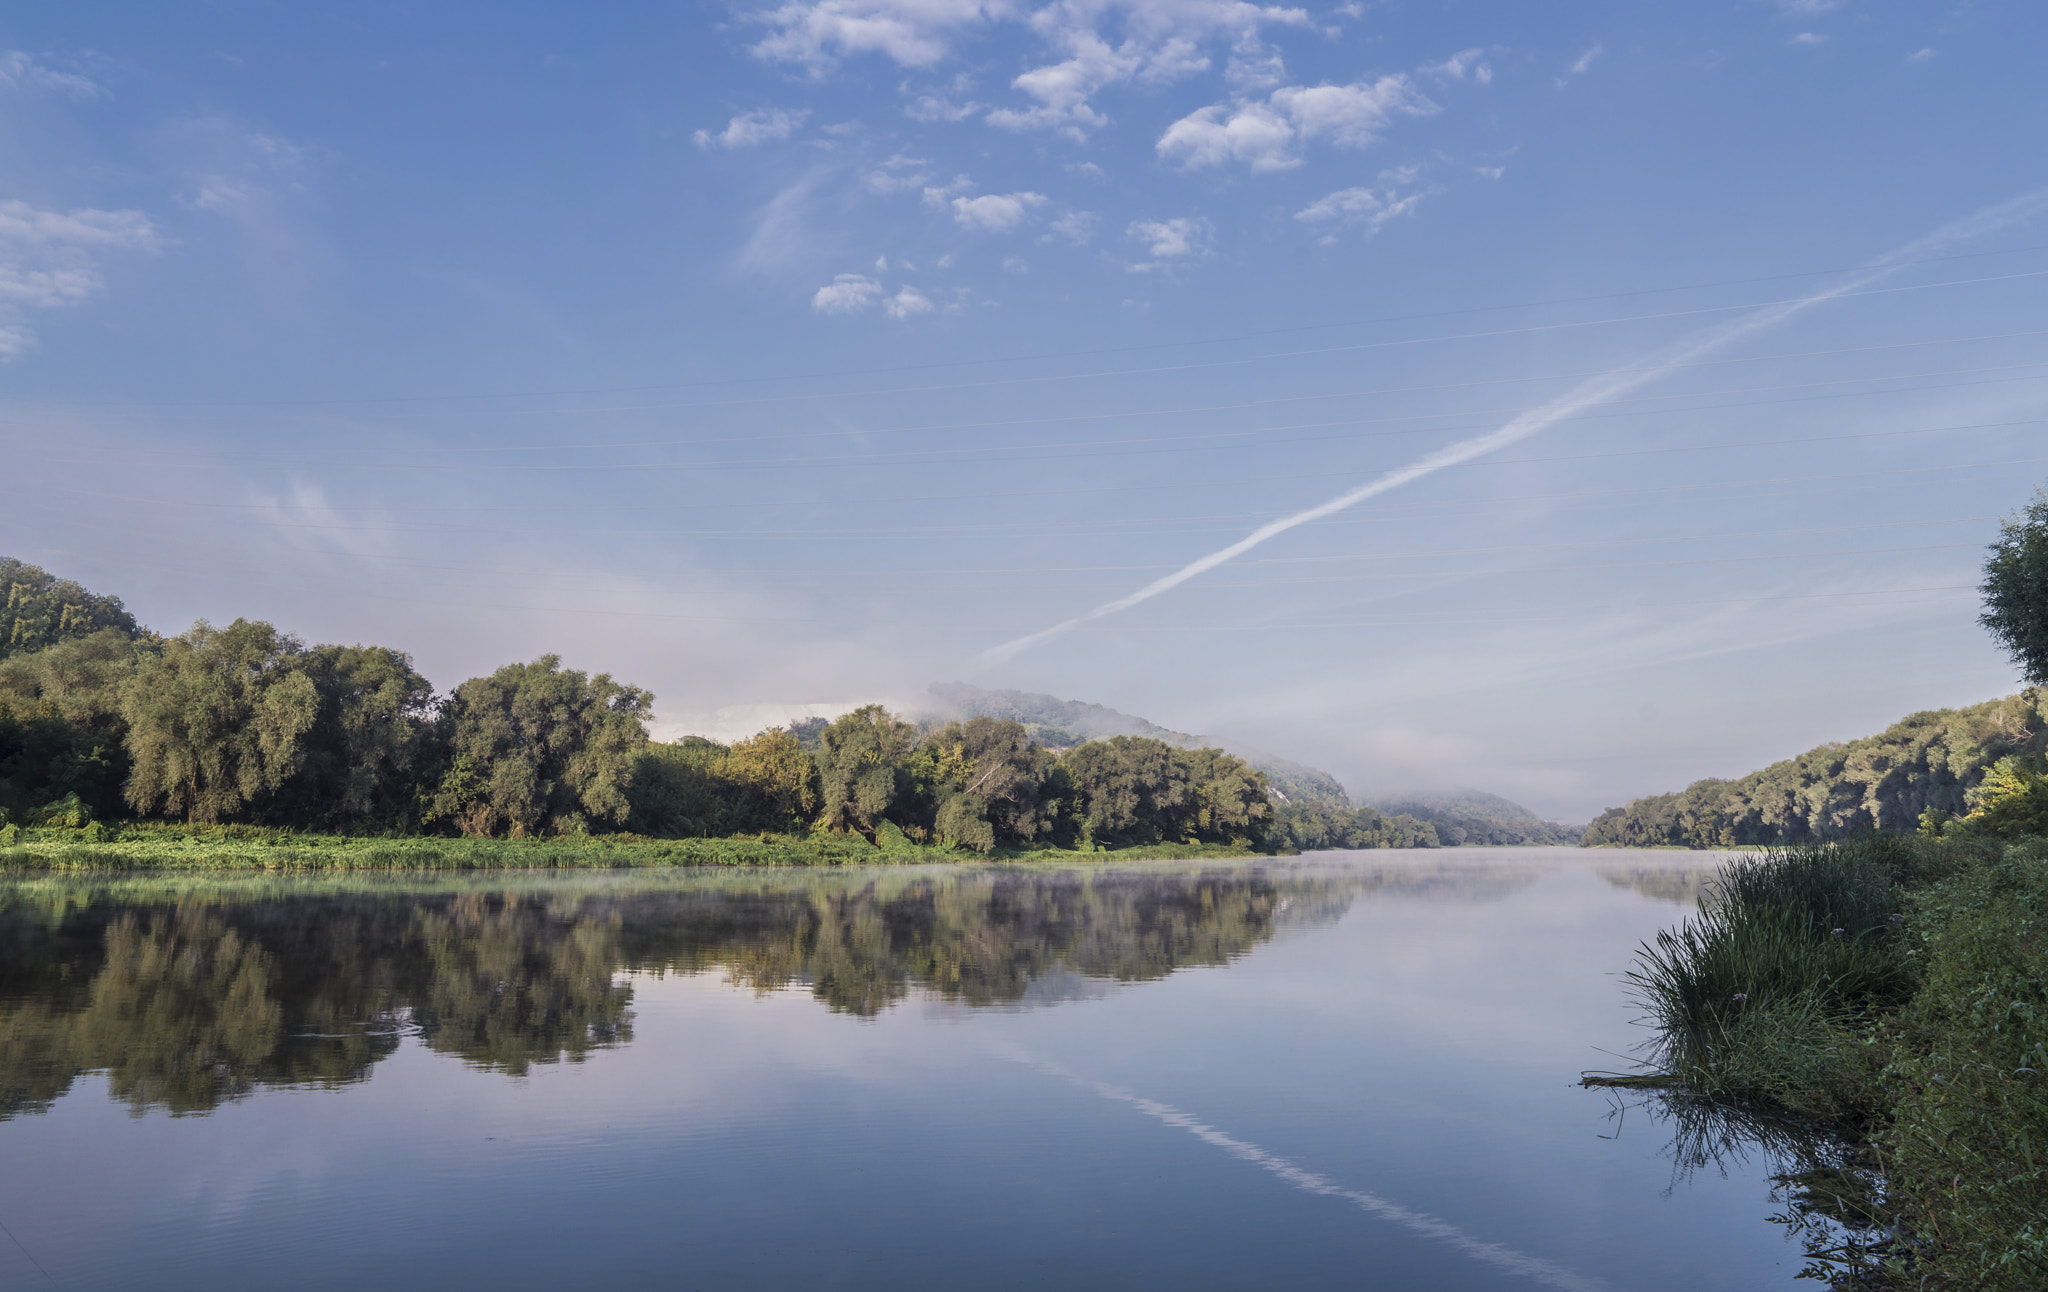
left=983, top=187, right=2048, bottom=662
left=1008, top=1051, right=1611, bottom=1292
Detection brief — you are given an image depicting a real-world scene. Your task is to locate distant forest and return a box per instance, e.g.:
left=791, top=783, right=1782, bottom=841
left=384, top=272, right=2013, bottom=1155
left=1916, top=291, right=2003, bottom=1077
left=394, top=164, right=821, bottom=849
left=1584, top=691, right=2048, bottom=848
left=0, top=557, right=1474, bottom=853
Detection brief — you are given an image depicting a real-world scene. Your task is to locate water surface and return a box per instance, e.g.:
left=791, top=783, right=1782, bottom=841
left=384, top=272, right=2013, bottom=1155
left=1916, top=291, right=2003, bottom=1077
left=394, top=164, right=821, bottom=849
left=0, top=849, right=1797, bottom=1290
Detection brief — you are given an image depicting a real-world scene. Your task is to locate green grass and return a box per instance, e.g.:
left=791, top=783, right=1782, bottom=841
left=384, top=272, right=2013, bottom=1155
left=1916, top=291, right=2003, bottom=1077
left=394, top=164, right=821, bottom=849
left=0, top=821, right=1277, bottom=872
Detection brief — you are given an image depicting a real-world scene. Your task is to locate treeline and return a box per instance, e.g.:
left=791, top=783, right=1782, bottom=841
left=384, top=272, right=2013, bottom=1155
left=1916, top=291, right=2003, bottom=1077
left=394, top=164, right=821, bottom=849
left=0, top=559, right=1276, bottom=852
left=1583, top=690, right=2048, bottom=848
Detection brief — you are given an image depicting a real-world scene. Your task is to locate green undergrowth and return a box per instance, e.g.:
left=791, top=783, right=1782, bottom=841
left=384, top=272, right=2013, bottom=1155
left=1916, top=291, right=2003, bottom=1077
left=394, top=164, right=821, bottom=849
left=0, top=820, right=1275, bottom=872
left=1610, top=833, right=2048, bottom=1290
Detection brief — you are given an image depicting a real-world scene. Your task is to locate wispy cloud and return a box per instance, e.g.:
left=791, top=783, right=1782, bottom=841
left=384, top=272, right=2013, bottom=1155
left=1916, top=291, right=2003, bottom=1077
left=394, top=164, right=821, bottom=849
left=0, top=50, right=102, bottom=97
left=1295, top=168, right=1431, bottom=242
left=0, top=199, right=159, bottom=358
left=1555, top=43, right=1602, bottom=87
left=982, top=186, right=2048, bottom=661
left=693, top=108, right=810, bottom=148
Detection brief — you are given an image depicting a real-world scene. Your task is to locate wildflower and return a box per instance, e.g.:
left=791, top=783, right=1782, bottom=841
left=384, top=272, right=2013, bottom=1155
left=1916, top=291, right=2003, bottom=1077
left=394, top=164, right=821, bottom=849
left=1731, top=993, right=1749, bottom=1002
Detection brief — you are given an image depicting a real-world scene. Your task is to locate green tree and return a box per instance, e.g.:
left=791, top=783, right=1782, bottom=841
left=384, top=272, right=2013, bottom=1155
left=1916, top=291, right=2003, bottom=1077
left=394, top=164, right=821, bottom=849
left=269, top=644, right=440, bottom=831
left=1981, top=486, right=2048, bottom=685
left=0, top=558, right=141, bottom=660
left=813, top=705, right=916, bottom=840
left=0, top=629, right=149, bottom=822
left=121, top=620, right=320, bottom=825
left=429, top=655, right=651, bottom=837
left=1962, top=753, right=2048, bottom=839
left=1061, top=735, right=1192, bottom=847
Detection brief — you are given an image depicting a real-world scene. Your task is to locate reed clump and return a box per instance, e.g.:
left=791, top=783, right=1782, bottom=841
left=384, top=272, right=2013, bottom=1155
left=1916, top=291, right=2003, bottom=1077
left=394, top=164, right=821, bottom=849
left=1617, top=833, right=2048, bottom=1290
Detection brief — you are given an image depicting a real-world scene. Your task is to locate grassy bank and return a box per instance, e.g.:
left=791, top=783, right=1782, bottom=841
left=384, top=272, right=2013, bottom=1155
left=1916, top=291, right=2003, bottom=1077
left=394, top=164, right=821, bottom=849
left=1597, top=834, right=2048, bottom=1289
left=0, top=820, right=1278, bottom=872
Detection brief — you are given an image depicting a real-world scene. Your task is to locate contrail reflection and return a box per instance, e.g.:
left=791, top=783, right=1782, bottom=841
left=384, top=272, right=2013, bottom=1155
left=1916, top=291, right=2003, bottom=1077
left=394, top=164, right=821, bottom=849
left=1010, top=1052, right=1612, bottom=1292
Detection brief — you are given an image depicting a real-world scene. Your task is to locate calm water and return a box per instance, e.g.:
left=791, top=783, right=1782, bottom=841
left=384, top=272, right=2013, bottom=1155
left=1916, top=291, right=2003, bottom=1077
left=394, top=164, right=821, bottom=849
left=0, top=849, right=1803, bottom=1291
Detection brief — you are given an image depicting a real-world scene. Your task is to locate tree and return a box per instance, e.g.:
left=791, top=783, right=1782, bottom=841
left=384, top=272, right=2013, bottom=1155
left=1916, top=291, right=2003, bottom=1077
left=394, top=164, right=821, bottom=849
left=1061, top=736, right=1192, bottom=847
left=270, top=644, right=440, bottom=831
left=1981, top=486, right=2048, bottom=686
left=0, top=629, right=149, bottom=822
left=121, top=620, right=321, bottom=824
left=0, top=558, right=141, bottom=660
left=813, top=705, right=915, bottom=840
left=428, top=655, right=651, bottom=837
left=724, top=727, right=820, bottom=829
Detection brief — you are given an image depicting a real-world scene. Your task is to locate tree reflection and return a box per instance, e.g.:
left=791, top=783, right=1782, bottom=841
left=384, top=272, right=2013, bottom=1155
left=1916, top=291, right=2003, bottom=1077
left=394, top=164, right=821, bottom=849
left=0, top=866, right=1357, bottom=1117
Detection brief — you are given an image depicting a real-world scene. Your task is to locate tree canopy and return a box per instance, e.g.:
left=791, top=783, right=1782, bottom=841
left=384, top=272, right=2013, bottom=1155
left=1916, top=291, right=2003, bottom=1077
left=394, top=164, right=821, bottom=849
left=428, top=655, right=653, bottom=838
left=1981, top=487, right=2048, bottom=686
left=1, top=559, right=140, bottom=661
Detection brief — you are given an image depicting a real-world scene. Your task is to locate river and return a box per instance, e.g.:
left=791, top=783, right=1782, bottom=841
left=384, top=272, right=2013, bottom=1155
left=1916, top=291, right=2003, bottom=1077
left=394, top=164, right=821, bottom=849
left=0, top=848, right=1808, bottom=1290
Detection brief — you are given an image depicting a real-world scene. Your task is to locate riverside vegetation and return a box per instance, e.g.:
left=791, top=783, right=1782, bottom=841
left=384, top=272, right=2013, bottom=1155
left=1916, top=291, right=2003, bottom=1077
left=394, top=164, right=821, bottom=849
left=1590, top=486, right=2048, bottom=1290
left=0, top=557, right=1452, bottom=869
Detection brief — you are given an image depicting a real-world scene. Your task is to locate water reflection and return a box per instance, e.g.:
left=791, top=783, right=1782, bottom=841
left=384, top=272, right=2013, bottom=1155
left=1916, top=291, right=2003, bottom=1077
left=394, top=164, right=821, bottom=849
left=0, top=864, right=1398, bottom=1118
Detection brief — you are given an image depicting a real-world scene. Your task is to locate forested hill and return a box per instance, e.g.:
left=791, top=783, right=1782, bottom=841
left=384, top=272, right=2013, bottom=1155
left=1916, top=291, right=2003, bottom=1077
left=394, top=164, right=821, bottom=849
left=1368, top=790, right=1585, bottom=846
left=1583, top=690, right=2048, bottom=848
left=927, top=682, right=1353, bottom=807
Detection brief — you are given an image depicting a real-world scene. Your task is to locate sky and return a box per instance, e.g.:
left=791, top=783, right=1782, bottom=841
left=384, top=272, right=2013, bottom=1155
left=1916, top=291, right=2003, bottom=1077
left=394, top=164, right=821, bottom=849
left=2, top=0, right=2044, bottom=822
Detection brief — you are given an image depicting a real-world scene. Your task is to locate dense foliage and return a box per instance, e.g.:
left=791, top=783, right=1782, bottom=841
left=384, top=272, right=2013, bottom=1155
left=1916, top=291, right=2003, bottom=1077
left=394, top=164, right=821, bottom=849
left=0, top=557, right=140, bottom=660
left=1980, top=487, right=2048, bottom=687
left=1584, top=691, right=2048, bottom=847
left=0, top=559, right=1302, bottom=854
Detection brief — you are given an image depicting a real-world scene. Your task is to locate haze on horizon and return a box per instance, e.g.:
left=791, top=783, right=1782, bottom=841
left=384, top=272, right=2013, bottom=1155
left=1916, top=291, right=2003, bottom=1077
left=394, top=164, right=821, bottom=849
left=2, top=0, right=2043, bottom=823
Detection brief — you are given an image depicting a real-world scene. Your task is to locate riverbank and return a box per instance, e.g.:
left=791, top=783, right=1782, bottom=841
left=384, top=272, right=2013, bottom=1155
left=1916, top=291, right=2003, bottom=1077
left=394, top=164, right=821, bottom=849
left=0, top=822, right=1279, bottom=871
left=1598, top=834, right=2048, bottom=1290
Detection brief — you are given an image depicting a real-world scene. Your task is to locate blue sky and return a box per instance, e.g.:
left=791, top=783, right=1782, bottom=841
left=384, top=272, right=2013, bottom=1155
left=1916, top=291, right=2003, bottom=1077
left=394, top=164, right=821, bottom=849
left=2, top=1, right=2044, bottom=820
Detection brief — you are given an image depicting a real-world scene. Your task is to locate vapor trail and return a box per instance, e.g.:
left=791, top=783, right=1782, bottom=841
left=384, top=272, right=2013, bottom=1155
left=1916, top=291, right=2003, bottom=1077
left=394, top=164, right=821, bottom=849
left=1008, top=1052, right=1610, bottom=1292
left=983, top=187, right=2048, bottom=662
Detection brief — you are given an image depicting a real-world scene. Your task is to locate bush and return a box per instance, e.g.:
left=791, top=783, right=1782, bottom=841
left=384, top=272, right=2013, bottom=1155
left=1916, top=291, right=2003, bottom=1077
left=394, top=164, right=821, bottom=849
left=1625, top=839, right=1914, bottom=1109
left=1876, top=853, right=2048, bottom=1291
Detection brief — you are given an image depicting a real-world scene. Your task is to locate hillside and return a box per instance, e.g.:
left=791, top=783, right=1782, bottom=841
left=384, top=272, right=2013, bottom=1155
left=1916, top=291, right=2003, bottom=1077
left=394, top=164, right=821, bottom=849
left=1584, top=689, right=2048, bottom=848
left=927, top=683, right=1582, bottom=848
left=926, top=682, right=1352, bottom=808
left=1369, top=789, right=1585, bottom=847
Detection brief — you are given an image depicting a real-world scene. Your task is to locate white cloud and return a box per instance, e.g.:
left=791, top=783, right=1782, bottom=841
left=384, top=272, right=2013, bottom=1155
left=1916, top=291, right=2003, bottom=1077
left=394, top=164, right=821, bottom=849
left=1157, top=72, right=1436, bottom=171
left=986, top=0, right=1312, bottom=138
left=1788, top=31, right=1827, bottom=45
left=1906, top=47, right=1936, bottom=63
left=1125, top=215, right=1211, bottom=269
left=811, top=273, right=885, bottom=313
left=904, top=92, right=984, bottom=120
left=950, top=190, right=1047, bottom=231
left=750, top=0, right=1010, bottom=69
left=864, top=154, right=934, bottom=194
left=0, top=51, right=101, bottom=97
left=919, top=173, right=976, bottom=207
left=693, top=108, right=811, bottom=149
left=1046, top=210, right=1098, bottom=243
left=1555, top=43, right=1602, bottom=86
left=1769, top=0, right=1841, bottom=14
left=1294, top=173, right=1431, bottom=242
left=1427, top=47, right=1492, bottom=84
left=0, top=199, right=160, bottom=358
left=884, top=284, right=935, bottom=317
